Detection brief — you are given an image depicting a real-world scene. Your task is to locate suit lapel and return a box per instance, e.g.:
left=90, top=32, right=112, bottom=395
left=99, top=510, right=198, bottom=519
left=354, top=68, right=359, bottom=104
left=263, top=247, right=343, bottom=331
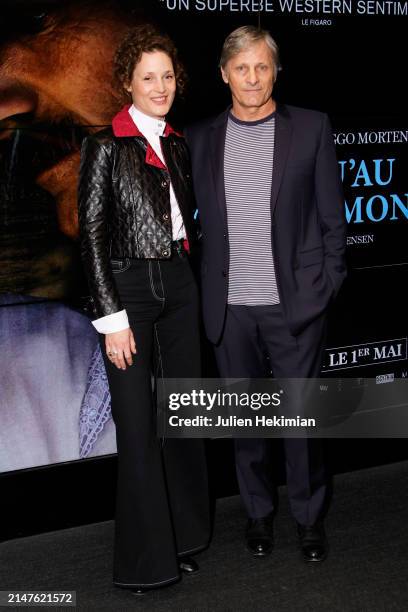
left=209, top=109, right=229, bottom=227
left=270, top=103, right=292, bottom=217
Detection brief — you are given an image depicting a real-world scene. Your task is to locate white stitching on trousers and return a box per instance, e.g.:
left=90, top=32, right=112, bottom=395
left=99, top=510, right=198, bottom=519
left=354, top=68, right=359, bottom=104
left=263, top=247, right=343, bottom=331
left=149, top=261, right=165, bottom=301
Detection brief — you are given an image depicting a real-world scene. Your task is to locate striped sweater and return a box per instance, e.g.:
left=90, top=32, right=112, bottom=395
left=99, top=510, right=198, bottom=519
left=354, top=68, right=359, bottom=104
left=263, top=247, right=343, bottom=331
left=224, top=111, right=280, bottom=305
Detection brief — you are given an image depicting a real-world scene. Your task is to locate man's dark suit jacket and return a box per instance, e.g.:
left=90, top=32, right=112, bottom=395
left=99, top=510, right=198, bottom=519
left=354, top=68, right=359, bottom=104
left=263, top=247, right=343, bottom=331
left=184, top=103, right=347, bottom=345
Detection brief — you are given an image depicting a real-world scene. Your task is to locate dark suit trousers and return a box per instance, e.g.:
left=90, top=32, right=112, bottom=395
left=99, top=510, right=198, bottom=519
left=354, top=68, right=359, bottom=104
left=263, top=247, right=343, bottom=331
left=214, top=303, right=327, bottom=526
left=101, top=255, right=210, bottom=588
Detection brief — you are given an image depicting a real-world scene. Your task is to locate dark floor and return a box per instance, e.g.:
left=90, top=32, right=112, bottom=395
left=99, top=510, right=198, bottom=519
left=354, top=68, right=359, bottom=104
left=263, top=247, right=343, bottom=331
left=1, top=461, right=408, bottom=611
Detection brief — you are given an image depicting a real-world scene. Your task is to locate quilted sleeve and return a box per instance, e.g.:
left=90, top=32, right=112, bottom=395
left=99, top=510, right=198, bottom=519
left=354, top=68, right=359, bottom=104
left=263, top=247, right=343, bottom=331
left=77, top=135, right=123, bottom=320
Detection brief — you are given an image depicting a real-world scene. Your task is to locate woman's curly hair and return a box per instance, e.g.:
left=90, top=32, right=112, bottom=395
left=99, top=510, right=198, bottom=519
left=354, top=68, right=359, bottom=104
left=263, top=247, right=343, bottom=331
left=113, top=24, right=187, bottom=102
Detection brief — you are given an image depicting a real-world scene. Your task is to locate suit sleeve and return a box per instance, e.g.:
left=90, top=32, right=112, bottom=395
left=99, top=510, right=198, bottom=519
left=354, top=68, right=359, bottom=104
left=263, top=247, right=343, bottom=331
left=314, top=113, right=347, bottom=296
left=77, top=135, right=124, bottom=324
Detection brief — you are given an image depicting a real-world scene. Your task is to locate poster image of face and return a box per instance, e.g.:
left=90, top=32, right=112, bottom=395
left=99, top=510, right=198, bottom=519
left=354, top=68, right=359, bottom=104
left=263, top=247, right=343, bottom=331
left=0, top=0, right=154, bottom=473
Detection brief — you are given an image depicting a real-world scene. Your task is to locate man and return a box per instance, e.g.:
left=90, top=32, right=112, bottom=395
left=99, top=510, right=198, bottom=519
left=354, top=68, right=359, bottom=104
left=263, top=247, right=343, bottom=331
left=185, top=25, right=347, bottom=562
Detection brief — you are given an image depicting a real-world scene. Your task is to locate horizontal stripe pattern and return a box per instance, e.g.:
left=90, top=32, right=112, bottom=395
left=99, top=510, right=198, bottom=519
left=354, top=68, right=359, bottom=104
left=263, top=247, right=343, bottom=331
left=224, top=112, right=280, bottom=305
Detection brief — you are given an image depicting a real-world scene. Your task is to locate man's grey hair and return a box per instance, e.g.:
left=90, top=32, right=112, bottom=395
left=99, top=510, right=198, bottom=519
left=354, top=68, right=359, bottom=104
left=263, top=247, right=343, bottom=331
left=219, top=25, right=281, bottom=80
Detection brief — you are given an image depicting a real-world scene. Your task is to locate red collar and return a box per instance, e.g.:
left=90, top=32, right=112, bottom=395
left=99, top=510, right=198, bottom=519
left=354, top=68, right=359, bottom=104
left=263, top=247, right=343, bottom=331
left=112, top=104, right=180, bottom=169
left=111, top=104, right=190, bottom=254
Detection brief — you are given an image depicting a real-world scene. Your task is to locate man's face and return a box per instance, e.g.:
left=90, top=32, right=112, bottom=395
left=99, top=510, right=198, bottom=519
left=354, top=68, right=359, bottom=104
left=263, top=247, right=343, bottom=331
left=126, top=51, right=176, bottom=119
left=221, top=40, right=275, bottom=113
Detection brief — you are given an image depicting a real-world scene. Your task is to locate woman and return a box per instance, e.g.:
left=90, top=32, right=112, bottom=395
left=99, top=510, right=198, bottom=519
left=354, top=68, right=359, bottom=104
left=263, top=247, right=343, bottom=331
left=78, top=24, right=210, bottom=593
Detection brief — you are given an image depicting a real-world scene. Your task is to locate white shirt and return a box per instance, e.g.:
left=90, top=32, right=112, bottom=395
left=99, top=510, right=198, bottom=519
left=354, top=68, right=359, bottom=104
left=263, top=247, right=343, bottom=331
left=92, top=105, right=185, bottom=334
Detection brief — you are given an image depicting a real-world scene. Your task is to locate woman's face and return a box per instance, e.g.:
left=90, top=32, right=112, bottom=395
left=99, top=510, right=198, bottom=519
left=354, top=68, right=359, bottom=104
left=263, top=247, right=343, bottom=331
left=126, top=50, right=176, bottom=119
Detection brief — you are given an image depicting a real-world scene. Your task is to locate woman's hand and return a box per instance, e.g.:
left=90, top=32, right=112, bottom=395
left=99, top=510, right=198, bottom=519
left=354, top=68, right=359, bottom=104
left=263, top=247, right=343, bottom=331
left=105, top=328, right=137, bottom=370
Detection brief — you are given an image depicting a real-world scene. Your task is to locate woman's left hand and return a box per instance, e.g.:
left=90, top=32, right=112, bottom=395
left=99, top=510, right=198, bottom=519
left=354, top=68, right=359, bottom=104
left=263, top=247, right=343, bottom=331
left=105, top=327, right=137, bottom=370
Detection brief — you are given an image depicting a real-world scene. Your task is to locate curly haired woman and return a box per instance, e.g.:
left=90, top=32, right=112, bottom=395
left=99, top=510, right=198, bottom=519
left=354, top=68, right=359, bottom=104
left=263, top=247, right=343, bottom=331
left=78, top=24, right=210, bottom=594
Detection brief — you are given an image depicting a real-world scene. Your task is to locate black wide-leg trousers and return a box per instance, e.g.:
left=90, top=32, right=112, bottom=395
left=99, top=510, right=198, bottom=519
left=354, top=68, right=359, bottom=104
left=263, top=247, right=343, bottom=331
left=101, top=254, right=210, bottom=588
left=214, top=304, right=327, bottom=526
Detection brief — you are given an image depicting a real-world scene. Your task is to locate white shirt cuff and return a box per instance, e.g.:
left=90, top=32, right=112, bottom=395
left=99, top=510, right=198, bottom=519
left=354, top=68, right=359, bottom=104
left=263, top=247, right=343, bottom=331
left=92, top=309, right=129, bottom=334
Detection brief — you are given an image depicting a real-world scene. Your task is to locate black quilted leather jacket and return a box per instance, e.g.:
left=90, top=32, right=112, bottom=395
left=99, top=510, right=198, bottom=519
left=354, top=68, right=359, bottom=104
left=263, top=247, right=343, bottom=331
left=78, top=122, right=197, bottom=319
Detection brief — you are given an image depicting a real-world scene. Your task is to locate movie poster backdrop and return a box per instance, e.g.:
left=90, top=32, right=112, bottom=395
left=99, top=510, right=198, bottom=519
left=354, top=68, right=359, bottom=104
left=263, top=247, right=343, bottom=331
left=0, top=0, right=406, bottom=472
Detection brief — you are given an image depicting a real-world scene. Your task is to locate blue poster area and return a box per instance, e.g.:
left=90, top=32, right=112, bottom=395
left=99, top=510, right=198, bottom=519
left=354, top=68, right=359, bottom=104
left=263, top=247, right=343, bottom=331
left=0, top=294, right=115, bottom=473
left=0, top=82, right=116, bottom=473
left=337, top=136, right=407, bottom=270
left=0, top=0, right=406, bottom=472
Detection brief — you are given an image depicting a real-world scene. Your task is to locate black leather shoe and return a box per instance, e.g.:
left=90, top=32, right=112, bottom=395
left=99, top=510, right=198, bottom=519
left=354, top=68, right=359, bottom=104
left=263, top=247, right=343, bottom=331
left=296, top=521, right=327, bottom=562
left=179, top=556, right=199, bottom=574
left=245, top=513, right=274, bottom=557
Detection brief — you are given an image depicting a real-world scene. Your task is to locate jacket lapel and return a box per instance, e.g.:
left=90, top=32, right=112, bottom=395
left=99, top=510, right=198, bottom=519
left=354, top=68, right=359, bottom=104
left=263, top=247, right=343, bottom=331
left=209, top=109, right=229, bottom=227
left=270, top=103, right=292, bottom=217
